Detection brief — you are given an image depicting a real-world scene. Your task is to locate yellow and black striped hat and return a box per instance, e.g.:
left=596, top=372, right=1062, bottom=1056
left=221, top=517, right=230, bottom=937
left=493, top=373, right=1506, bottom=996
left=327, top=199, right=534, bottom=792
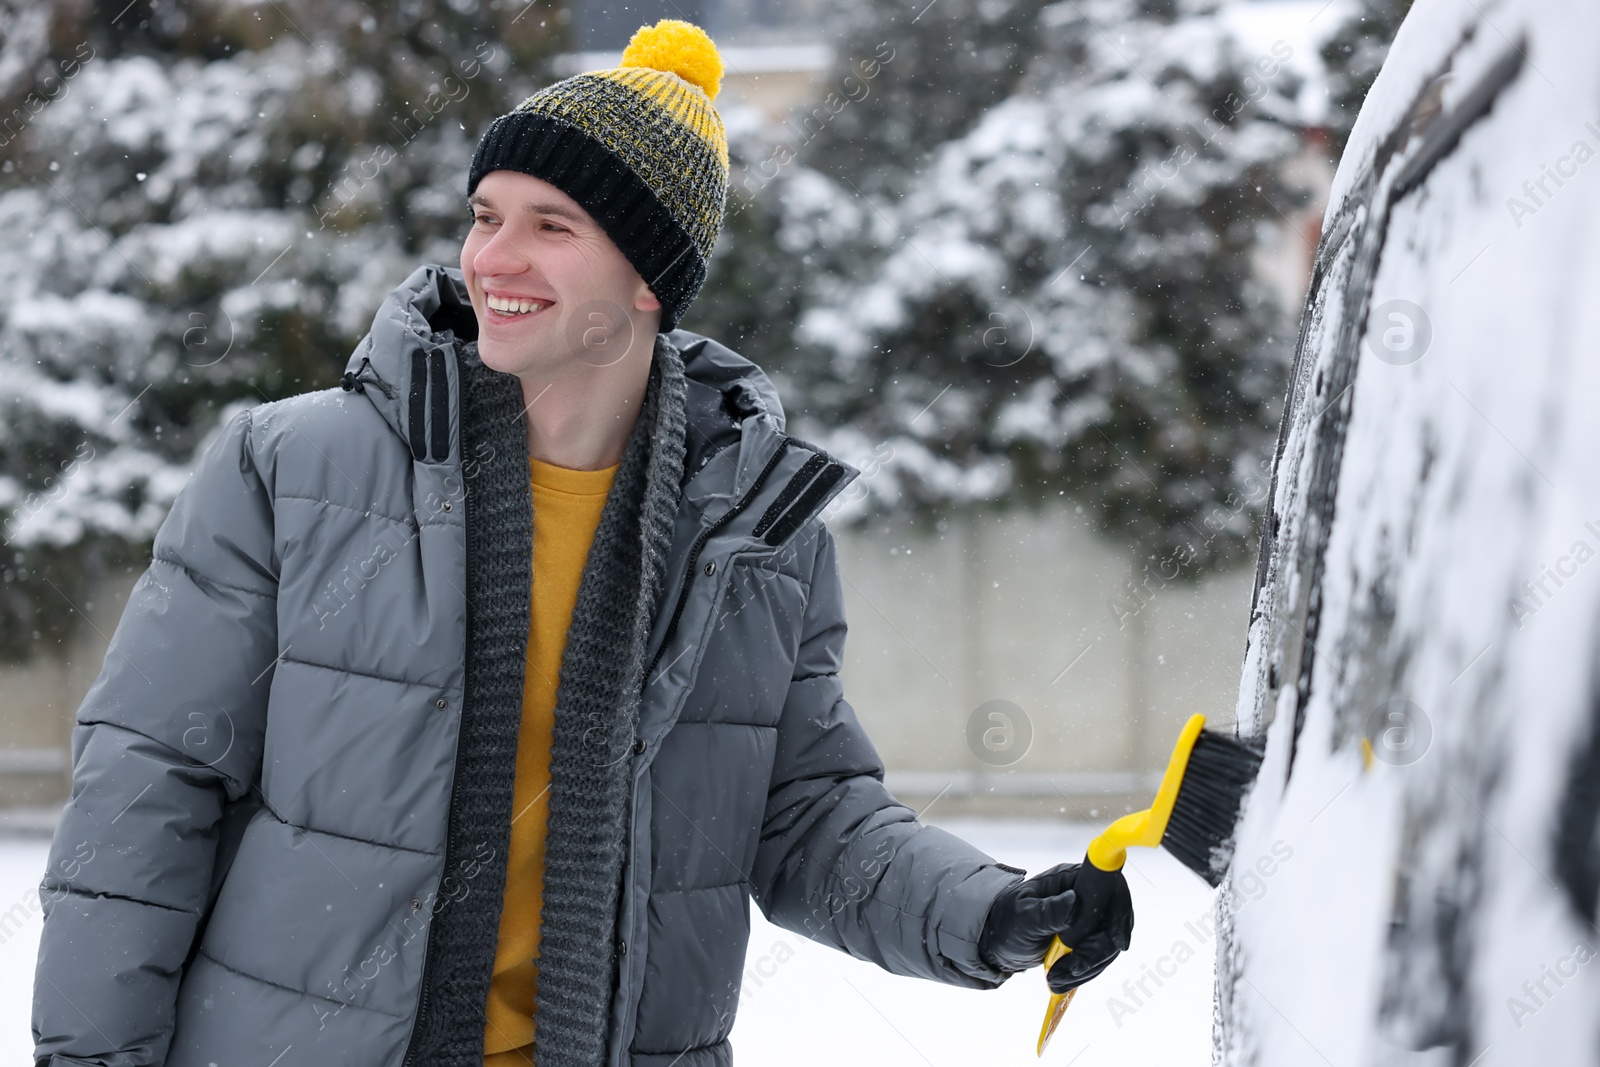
left=468, top=19, right=728, bottom=332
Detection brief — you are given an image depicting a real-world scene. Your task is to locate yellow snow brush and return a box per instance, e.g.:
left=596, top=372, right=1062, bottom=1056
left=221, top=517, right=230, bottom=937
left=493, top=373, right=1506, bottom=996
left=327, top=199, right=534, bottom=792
left=1036, top=713, right=1263, bottom=1056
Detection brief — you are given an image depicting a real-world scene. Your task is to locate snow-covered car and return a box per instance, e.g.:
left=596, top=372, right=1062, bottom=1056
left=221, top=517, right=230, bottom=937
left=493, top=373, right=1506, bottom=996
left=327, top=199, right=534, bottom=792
left=1217, top=0, right=1600, bottom=1063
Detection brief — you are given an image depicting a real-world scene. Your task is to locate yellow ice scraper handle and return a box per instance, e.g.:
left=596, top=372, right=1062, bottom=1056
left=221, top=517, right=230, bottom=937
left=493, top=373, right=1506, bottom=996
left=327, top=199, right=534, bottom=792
left=1036, top=713, right=1207, bottom=1056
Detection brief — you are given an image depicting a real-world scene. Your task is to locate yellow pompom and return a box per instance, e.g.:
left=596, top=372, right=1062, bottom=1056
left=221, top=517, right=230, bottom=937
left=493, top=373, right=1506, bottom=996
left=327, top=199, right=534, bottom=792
left=619, top=19, right=724, bottom=101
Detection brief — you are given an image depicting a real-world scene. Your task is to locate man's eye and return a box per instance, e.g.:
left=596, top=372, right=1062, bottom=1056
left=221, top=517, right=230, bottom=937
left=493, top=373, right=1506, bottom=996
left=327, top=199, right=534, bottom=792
left=542, top=222, right=568, bottom=233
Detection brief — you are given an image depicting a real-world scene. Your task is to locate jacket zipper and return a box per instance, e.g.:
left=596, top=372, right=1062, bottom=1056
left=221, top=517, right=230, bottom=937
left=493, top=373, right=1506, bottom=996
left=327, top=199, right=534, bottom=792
left=401, top=757, right=465, bottom=1061
left=399, top=460, right=475, bottom=1066
left=615, top=436, right=793, bottom=1064
left=395, top=339, right=455, bottom=1066
left=643, top=437, right=792, bottom=691
left=400, top=932, right=434, bottom=1065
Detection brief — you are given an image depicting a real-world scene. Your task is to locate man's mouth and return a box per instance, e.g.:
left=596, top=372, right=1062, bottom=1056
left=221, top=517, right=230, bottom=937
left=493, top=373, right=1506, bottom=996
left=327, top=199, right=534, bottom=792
left=484, top=292, right=554, bottom=319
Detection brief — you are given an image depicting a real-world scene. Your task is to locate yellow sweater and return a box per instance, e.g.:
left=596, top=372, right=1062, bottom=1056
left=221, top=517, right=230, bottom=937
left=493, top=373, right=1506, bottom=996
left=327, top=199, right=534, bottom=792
left=482, top=456, right=618, bottom=1066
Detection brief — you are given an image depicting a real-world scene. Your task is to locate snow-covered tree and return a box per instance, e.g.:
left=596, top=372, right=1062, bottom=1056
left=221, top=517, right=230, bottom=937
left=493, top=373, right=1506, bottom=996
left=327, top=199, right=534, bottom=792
left=689, top=0, right=1049, bottom=367
left=1320, top=0, right=1412, bottom=151
left=798, top=0, right=1051, bottom=197
left=681, top=104, right=812, bottom=359
left=700, top=0, right=1304, bottom=571
left=0, top=0, right=562, bottom=659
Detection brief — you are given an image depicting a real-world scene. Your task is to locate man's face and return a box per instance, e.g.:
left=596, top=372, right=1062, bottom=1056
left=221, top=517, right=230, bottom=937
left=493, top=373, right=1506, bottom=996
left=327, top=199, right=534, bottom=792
left=461, top=170, right=660, bottom=377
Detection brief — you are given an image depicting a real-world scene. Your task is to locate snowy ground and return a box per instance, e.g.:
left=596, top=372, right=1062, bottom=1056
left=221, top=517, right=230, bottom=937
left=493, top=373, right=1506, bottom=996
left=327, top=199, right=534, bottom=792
left=0, top=820, right=1215, bottom=1064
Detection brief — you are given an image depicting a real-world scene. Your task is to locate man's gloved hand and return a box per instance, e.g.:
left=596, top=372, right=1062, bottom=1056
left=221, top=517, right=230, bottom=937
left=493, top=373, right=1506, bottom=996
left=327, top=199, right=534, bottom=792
left=978, top=862, right=1134, bottom=993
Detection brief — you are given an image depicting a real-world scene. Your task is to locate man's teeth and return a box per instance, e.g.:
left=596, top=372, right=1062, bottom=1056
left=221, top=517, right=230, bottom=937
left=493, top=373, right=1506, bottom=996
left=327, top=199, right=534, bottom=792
left=486, top=294, right=551, bottom=315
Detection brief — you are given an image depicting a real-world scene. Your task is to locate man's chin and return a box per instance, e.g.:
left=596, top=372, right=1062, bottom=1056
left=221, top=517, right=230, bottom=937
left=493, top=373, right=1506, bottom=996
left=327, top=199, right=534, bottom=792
left=476, top=329, right=557, bottom=377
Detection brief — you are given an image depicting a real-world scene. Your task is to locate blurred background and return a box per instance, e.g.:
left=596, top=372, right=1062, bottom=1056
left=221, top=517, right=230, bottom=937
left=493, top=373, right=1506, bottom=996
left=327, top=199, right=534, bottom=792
left=0, top=0, right=1407, bottom=830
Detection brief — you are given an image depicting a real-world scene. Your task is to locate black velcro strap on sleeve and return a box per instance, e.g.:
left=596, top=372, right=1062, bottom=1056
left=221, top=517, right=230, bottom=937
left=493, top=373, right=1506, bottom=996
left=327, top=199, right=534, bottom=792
left=751, top=452, right=827, bottom=539
left=761, top=461, right=845, bottom=546
left=428, top=350, right=451, bottom=462
left=408, top=348, right=428, bottom=462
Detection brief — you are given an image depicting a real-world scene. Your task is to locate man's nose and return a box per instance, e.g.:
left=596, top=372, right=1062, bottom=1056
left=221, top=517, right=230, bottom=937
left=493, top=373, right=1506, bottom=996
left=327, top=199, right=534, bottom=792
left=471, top=227, right=531, bottom=278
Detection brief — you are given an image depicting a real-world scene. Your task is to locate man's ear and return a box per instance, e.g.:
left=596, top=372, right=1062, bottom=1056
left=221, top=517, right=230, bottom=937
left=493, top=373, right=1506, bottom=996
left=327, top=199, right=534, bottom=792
left=634, top=281, right=662, bottom=313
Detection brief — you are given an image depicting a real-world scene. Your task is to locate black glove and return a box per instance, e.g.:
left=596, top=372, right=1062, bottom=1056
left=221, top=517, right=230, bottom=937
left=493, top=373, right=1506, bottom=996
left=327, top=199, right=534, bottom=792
left=979, top=861, right=1134, bottom=994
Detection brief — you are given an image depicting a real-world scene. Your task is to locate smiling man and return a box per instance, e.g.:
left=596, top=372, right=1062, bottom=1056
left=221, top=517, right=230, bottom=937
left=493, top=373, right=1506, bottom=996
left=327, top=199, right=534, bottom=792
left=31, top=20, right=1130, bottom=1067
left=463, top=172, right=660, bottom=470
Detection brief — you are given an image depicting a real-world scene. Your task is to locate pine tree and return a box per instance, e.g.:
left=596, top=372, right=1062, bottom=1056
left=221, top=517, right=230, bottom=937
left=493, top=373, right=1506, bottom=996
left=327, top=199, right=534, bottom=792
left=799, top=0, right=1052, bottom=197
left=0, top=0, right=563, bottom=659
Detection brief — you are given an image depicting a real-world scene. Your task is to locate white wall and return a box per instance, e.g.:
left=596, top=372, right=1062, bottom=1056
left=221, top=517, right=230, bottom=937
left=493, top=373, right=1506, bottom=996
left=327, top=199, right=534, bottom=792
left=833, top=501, right=1254, bottom=817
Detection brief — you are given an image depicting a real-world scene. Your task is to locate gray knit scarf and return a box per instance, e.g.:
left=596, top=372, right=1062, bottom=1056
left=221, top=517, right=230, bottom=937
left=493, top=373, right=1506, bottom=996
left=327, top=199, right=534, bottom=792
left=408, top=333, right=687, bottom=1066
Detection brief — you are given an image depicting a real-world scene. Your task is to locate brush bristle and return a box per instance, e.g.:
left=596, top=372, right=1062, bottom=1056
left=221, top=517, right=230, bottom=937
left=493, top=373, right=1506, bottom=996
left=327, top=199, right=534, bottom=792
left=1161, top=730, right=1265, bottom=887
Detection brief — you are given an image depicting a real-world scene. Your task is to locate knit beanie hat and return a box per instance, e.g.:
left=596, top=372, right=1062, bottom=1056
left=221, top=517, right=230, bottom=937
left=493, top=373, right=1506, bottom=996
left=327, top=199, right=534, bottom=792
left=467, top=20, right=729, bottom=332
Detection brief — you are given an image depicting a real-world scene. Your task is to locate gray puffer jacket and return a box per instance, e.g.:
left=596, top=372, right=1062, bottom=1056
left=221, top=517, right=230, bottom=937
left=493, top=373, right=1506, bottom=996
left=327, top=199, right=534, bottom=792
left=31, top=265, right=1024, bottom=1067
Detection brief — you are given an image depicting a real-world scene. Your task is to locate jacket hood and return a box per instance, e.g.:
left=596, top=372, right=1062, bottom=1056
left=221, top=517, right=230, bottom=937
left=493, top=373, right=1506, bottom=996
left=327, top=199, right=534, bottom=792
left=340, top=264, right=787, bottom=474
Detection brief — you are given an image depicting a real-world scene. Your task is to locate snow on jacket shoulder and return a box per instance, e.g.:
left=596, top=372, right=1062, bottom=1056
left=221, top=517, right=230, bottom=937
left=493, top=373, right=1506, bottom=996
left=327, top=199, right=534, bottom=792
left=31, top=264, right=1024, bottom=1067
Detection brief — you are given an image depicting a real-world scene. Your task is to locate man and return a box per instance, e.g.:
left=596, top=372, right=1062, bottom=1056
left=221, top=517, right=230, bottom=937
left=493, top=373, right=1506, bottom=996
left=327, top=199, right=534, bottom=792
left=32, top=20, right=1131, bottom=1067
